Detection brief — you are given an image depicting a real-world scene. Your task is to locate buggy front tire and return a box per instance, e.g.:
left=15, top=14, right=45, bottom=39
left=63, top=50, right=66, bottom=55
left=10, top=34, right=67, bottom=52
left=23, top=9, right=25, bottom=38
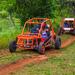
left=38, top=42, right=45, bottom=54
left=9, top=40, right=17, bottom=53
left=55, top=36, right=61, bottom=49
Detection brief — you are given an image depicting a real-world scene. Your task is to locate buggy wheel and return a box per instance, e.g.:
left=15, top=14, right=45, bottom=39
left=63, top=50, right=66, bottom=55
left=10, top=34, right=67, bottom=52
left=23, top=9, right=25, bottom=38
left=55, top=36, right=61, bottom=49
left=38, top=42, right=45, bottom=54
left=71, top=29, right=75, bottom=35
left=9, top=40, right=17, bottom=53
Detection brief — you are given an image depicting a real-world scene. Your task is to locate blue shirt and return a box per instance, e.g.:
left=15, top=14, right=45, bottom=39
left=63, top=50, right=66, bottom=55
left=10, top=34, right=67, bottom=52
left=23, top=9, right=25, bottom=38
left=64, top=23, right=69, bottom=28
left=42, top=31, right=48, bottom=39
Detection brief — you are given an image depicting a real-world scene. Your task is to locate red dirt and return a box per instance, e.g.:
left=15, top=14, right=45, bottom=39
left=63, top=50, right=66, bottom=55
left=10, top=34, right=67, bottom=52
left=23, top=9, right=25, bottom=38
left=0, top=36, right=75, bottom=75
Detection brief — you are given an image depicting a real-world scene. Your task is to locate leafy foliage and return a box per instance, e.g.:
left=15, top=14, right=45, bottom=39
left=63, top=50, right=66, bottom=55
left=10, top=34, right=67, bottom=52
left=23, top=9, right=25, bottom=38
left=16, top=0, right=56, bottom=25
left=0, top=0, right=15, bottom=11
left=56, top=0, right=75, bottom=17
left=0, top=11, right=8, bottom=18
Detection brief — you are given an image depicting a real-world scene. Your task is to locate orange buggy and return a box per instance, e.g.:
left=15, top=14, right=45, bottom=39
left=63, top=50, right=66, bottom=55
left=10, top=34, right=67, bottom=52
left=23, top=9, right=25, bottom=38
left=9, top=18, right=61, bottom=54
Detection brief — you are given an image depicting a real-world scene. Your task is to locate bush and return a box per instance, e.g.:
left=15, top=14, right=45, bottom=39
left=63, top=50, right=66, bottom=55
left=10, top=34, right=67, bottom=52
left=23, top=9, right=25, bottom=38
left=0, top=11, right=8, bottom=18
left=52, top=17, right=62, bottom=32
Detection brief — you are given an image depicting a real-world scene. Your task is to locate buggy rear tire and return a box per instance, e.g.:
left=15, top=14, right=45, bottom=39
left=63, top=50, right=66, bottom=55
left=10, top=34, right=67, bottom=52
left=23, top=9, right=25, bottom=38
left=9, top=40, right=17, bottom=53
left=71, top=29, right=75, bottom=35
left=55, top=36, right=61, bottom=49
left=38, top=42, right=45, bottom=54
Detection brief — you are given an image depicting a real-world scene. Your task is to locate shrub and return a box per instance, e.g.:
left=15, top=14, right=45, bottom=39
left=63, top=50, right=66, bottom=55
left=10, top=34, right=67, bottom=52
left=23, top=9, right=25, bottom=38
left=0, top=11, right=8, bottom=18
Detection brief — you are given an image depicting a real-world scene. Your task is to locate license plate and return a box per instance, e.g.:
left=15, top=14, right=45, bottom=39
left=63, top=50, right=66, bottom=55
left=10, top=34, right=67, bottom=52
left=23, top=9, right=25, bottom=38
left=26, top=46, right=30, bottom=48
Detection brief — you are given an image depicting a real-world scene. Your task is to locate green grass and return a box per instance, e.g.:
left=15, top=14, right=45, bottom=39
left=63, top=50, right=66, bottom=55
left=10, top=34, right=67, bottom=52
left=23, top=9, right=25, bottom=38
left=10, top=43, right=75, bottom=75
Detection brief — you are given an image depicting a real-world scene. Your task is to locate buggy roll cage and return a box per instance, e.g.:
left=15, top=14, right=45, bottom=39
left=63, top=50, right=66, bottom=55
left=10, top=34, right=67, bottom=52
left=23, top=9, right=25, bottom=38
left=22, top=18, right=52, bottom=34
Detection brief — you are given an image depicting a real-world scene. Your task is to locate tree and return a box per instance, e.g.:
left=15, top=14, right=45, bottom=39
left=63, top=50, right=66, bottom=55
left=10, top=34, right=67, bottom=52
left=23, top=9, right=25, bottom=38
left=0, top=0, right=16, bottom=11
left=57, top=0, right=75, bottom=17
left=15, top=0, right=56, bottom=25
left=0, top=0, right=16, bottom=26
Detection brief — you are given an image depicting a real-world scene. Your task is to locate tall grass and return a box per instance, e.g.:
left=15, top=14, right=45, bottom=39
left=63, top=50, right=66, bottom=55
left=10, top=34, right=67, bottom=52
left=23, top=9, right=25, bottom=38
left=0, top=18, right=21, bottom=49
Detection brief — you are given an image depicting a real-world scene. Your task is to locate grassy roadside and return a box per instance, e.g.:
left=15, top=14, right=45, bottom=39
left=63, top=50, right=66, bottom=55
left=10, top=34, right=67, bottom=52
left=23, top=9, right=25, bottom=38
left=10, top=43, right=75, bottom=75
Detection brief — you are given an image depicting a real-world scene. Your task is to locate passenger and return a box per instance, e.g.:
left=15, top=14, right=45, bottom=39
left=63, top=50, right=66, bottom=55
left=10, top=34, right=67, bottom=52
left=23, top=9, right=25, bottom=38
left=64, top=21, right=69, bottom=28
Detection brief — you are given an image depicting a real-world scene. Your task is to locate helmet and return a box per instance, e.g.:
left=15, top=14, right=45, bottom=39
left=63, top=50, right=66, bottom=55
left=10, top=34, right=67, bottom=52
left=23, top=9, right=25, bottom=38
left=41, top=22, right=46, bottom=28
